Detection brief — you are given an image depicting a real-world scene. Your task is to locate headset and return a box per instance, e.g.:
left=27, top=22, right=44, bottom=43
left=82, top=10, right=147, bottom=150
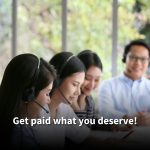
left=22, top=57, right=49, bottom=114
left=22, top=57, right=40, bottom=102
left=122, top=46, right=128, bottom=63
left=58, top=87, right=71, bottom=105
left=122, top=40, right=150, bottom=63
left=58, top=55, right=75, bottom=77
left=77, top=50, right=96, bottom=57
left=56, top=55, right=75, bottom=86
left=56, top=55, right=75, bottom=105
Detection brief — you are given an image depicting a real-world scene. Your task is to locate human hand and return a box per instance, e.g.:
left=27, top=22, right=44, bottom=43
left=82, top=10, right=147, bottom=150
left=136, top=111, right=150, bottom=126
left=111, top=124, right=133, bottom=132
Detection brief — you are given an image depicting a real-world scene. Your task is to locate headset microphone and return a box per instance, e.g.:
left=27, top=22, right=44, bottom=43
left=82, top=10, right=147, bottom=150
left=34, top=101, right=49, bottom=114
left=58, top=88, right=71, bottom=105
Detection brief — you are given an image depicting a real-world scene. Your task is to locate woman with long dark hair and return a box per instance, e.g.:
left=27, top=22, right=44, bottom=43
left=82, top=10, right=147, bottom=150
left=72, top=50, right=102, bottom=122
left=0, top=53, right=56, bottom=149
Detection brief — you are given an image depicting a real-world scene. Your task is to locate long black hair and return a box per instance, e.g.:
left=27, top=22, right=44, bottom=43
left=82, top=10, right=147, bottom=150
left=0, top=53, right=56, bottom=142
left=78, top=49, right=103, bottom=71
left=49, top=52, right=85, bottom=91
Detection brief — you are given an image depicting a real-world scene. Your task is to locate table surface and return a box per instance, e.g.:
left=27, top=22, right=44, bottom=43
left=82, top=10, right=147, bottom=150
left=91, top=126, right=150, bottom=145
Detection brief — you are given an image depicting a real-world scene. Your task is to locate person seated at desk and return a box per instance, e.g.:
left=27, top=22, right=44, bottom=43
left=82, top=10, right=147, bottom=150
left=49, top=52, right=90, bottom=148
left=71, top=50, right=131, bottom=131
left=98, top=39, right=150, bottom=126
left=0, top=53, right=56, bottom=149
left=71, top=50, right=102, bottom=121
left=71, top=50, right=112, bottom=130
left=48, top=52, right=122, bottom=149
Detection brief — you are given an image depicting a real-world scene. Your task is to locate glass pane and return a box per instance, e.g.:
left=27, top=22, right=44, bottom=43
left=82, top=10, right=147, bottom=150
left=17, top=0, right=61, bottom=60
left=0, top=0, right=11, bottom=82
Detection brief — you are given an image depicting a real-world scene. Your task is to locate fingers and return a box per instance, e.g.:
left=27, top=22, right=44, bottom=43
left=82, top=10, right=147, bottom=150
left=136, top=112, right=150, bottom=126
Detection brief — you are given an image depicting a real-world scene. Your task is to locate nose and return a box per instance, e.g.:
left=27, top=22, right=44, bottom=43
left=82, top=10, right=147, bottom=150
left=75, top=87, right=81, bottom=96
left=88, top=80, right=95, bottom=90
left=47, top=96, right=51, bottom=104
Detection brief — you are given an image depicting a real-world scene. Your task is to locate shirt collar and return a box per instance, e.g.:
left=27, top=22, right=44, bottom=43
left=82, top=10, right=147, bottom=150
left=119, top=73, right=144, bottom=84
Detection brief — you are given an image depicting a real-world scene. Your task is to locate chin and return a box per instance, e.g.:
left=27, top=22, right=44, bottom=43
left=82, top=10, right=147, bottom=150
left=84, top=91, right=92, bottom=96
left=132, top=75, right=142, bottom=80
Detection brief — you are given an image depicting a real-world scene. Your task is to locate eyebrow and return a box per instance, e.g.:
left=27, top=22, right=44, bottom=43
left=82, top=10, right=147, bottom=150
left=128, top=54, right=149, bottom=57
left=86, top=74, right=101, bottom=78
left=73, top=81, right=80, bottom=85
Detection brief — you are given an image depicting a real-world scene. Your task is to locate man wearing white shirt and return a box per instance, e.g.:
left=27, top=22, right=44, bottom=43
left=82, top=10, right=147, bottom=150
left=98, top=39, right=150, bottom=126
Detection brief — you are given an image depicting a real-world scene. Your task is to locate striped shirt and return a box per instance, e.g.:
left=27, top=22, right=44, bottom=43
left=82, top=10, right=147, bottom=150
left=74, top=96, right=112, bottom=130
left=74, top=96, right=96, bottom=127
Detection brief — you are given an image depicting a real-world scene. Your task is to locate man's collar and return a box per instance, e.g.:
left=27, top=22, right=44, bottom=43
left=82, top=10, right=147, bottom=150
left=120, top=73, right=144, bottom=83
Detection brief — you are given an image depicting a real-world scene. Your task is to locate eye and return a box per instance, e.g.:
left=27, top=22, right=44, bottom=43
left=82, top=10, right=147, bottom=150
left=141, top=57, right=147, bottom=61
left=85, top=76, right=91, bottom=81
left=73, top=84, right=77, bottom=87
left=46, top=93, right=50, bottom=96
left=73, top=83, right=78, bottom=87
left=95, top=79, right=99, bottom=83
left=95, top=77, right=100, bottom=82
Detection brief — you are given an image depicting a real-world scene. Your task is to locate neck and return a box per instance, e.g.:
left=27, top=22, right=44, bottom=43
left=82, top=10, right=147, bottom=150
left=49, top=89, right=62, bottom=119
left=78, top=94, right=87, bottom=110
left=124, top=71, right=141, bottom=81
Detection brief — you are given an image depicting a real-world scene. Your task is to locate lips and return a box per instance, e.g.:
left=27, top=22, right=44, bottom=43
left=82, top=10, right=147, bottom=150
left=70, top=96, right=78, bottom=99
left=47, top=99, right=51, bottom=104
left=70, top=96, right=78, bottom=100
left=85, top=88, right=93, bottom=93
left=132, top=67, right=141, bottom=72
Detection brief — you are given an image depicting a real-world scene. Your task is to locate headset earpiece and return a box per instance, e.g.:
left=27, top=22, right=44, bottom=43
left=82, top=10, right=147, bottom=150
left=22, top=87, right=35, bottom=102
left=122, top=55, right=126, bottom=63
left=22, top=57, right=40, bottom=102
left=55, top=55, right=74, bottom=87
left=58, top=55, right=74, bottom=76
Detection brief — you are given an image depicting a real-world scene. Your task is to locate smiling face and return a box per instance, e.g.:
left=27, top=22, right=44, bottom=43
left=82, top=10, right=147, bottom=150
left=59, top=72, right=85, bottom=104
left=124, top=45, right=149, bottom=80
left=81, top=66, right=102, bottom=96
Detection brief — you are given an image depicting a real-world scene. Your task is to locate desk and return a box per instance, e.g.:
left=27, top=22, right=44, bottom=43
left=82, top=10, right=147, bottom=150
left=126, top=126, right=150, bottom=144
left=91, top=126, right=150, bottom=147
left=91, top=129, right=129, bottom=140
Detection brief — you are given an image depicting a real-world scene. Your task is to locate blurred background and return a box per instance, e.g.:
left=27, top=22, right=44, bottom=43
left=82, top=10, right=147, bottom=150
left=1, top=0, right=150, bottom=82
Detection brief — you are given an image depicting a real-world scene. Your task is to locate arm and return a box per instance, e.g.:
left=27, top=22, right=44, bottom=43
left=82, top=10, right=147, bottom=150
left=71, top=94, right=87, bottom=111
left=71, top=100, right=81, bottom=111
left=98, top=81, right=125, bottom=119
left=136, top=111, right=150, bottom=126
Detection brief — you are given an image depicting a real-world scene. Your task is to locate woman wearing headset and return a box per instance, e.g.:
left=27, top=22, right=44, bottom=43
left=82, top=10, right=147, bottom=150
left=48, top=52, right=89, bottom=148
left=47, top=52, right=122, bottom=149
left=71, top=50, right=103, bottom=123
left=0, top=53, right=56, bottom=149
left=71, top=50, right=132, bottom=131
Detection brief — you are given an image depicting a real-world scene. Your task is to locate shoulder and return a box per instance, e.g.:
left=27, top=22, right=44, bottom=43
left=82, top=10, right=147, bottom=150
left=58, top=103, right=77, bottom=119
left=142, top=77, right=150, bottom=90
left=59, top=103, right=73, bottom=111
left=86, top=96, right=95, bottom=106
left=143, top=77, right=150, bottom=83
left=101, top=76, right=121, bottom=86
left=99, top=76, right=120, bottom=90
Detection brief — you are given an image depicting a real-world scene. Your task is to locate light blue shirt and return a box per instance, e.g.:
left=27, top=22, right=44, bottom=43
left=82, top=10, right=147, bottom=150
left=98, top=73, right=150, bottom=119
